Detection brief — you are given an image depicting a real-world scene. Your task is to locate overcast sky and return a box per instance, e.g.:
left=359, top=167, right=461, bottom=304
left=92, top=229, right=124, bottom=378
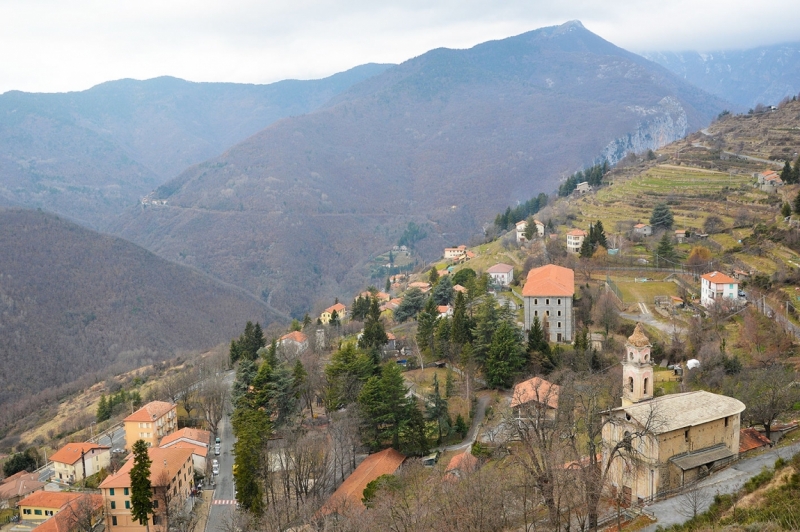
left=2, top=0, right=799, bottom=94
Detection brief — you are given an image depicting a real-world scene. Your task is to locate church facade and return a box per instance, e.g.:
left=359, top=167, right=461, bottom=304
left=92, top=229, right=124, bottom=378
left=602, top=324, right=745, bottom=504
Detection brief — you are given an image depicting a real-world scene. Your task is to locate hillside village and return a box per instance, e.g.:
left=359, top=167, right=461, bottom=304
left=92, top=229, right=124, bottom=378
left=3, top=103, right=800, bottom=532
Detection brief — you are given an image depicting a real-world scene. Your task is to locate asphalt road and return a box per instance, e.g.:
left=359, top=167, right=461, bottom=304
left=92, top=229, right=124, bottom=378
left=205, top=374, right=236, bottom=532
left=641, top=439, right=800, bottom=531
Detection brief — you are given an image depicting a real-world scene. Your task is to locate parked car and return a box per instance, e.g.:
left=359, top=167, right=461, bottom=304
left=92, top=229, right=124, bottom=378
left=214, top=443, right=220, bottom=455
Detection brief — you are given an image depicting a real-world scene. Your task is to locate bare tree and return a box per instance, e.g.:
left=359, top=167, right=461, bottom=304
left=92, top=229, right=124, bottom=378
left=593, top=291, right=620, bottom=335
left=60, top=494, right=102, bottom=532
left=731, top=365, right=800, bottom=440
left=197, top=373, right=229, bottom=436
left=676, top=485, right=712, bottom=519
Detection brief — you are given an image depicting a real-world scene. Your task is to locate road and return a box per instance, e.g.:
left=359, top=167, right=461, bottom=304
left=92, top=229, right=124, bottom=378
left=205, top=373, right=236, bottom=532
left=641, top=439, right=800, bottom=531
left=38, top=426, right=126, bottom=482
left=438, top=395, right=490, bottom=452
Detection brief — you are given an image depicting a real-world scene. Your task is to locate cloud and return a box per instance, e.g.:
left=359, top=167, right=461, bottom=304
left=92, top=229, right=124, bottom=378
left=1, top=0, right=798, bottom=93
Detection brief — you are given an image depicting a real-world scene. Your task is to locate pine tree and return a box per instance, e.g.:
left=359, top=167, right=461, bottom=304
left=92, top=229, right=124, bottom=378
left=654, top=232, right=676, bottom=266
left=302, top=313, right=311, bottom=328
left=485, top=321, right=524, bottom=388
left=330, top=310, right=340, bottom=327
left=432, top=275, right=454, bottom=305
left=527, top=317, right=545, bottom=354
left=265, top=339, right=278, bottom=367
left=358, top=363, right=415, bottom=450
left=579, top=235, right=594, bottom=258
left=426, top=374, right=449, bottom=444
left=650, top=203, right=674, bottom=230
left=782, top=202, right=792, bottom=218
left=593, top=220, right=608, bottom=249
left=429, top=266, right=440, bottom=286
left=781, top=160, right=794, bottom=184
left=359, top=298, right=388, bottom=352
left=416, top=297, right=438, bottom=355
left=129, top=440, right=153, bottom=530
left=385, top=277, right=391, bottom=292
left=471, top=297, right=499, bottom=364
left=445, top=369, right=455, bottom=397
left=450, top=291, right=471, bottom=345
left=232, top=408, right=269, bottom=514
left=454, top=413, right=468, bottom=438
left=96, top=394, right=111, bottom=423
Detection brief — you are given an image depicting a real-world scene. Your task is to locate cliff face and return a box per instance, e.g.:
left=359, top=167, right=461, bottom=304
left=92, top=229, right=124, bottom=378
left=602, top=97, right=689, bottom=164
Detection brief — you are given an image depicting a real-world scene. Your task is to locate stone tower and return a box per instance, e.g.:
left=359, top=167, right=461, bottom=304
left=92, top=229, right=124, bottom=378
left=622, top=323, right=654, bottom=407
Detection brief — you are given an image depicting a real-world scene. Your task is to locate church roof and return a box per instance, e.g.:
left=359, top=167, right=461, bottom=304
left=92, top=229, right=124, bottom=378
left=612, top=390, right=745, bottom=434
left=627, top=323, right=651, bottom=347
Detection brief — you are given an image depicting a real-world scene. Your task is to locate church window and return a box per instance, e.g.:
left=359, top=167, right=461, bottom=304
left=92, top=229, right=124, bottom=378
left=628, top=377, right=634, bottom=393
left=643, top=378, right=648, bottom=395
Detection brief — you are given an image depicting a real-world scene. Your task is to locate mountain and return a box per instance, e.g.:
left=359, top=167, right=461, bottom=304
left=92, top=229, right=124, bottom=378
left=0, top=208, right=281, bottom=410
left=0, top=64, right=391, bottom=227
left=642, top=42, right=800, bottom=110
left=113, top=21, right=728, bottom=317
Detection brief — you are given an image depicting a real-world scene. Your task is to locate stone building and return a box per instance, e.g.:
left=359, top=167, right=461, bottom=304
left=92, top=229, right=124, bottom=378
left=522, top=264, right=574, bottom=342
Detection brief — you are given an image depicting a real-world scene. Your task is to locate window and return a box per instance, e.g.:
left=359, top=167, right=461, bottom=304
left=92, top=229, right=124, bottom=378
left=725, top=416, right=729, bottom=427
left=35, top=510, right=42, bottom=516
left=45, top=511, right=53, bottom=516
left=684, top=430, right=689, bottom=442
left=534, top=310, right=538, bottom=317
left=534, top=298, right=538, bottom=305
left=110, top=488, right=115, bottom=496
left=557, top=322, right=561, bottom=328
left=23, top=509, right=31, bottom=515
left=557, top=299, right=561, bottom=305
left=153, top=515, right=160, bottom=525
left=628, top=377, right=634, bottom=393
left=112, top=516, right=117, bottom=526
left=546, top=310, right=550, bottom=317
left=153, top=500, right=159, bottom=508
left=546, top=298, right=550, bottom=305
left=111, top=501, right=116, bottom=510
left=643, top=378, right=648, bottom=395
left=557, top=310, right=561, bottom=317
left=124, top=488, right=129, bottom=495
left=125, top=501, right=130, bottom=509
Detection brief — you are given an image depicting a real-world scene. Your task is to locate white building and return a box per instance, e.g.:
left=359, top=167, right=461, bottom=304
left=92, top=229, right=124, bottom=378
left=700, top=271, right=739, bottom=308
left=487, top=263, right=514, bottom=287
left=533, top=219, right=545, bottom=237
left=515, top=220, right=528, bottom=243
left=633, top=223, right=652, bottom=237
left=566, top=229, right=587, bottom=254
left=522, top=264, right=574, bottom=342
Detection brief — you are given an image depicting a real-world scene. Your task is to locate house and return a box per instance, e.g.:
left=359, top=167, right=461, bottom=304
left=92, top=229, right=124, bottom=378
left=486, top=263, right=514, bottom=287
left=453, top=284, right=468, bottom=294
left=700, top=271, right=739, bottom=308
left=29, top=493, right=104, bottom=532
left=574, top=181, right=592, bottom=194
left=384, top=332, right=397, bottom=351
left=522, top=264, right=575, bottom=342
left=318, top=448, right=406, bottom=517
left=590, top=333, right=605, bottom=352
left=408, top=281, right=431, bottom=293
left=675, top=229, right=687, bottom=243
left=602, top=324, right=745, bottom=504
left=0, top=472, right=44, bottom=510
left=444, top=451, right=478, bottom=480
left=320, top=303, right=347, bottom=325
left=123, top=401, right=177, bottom=450
left=633, top=223, right=652, bottom=237
left=443, top=245, right=468, bottom=260
left=534, top=219, right=546, bottom=237
left=515, top=220, right=528, bottom=243
left=437, top=305, right=453, bottom=318
left=756, top=170, right=784, bottom=193
left=158, top=427, right=212, bottom=474
left=100, top=447, right=194, bottom=532
left=18, top=492, right=82, bottom=522
left=278, top=330, right=309, bottom=354
left=566, top=229, right=587, bottom=254
left=50, top=442, right=110, bottom=484
left=360, top=291, right=391, bottom=302
left=511, top=376, right=560, bottom=424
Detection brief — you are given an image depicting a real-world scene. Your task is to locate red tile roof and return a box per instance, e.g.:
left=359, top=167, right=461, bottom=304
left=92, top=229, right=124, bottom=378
left=158, top=427, right=211, bottom=448
left=445, top=451, right=478, bottom=475
left=18, top=491, right=82, bottom=510
left=279, top=331, right=308, bottom=344
left=124, top=401, right=175, bottom=423
left=453, top=284, right=467, bottom=293
left=49, top=443, right=109, bottom=465
left=163, top=441, right=207, bottom=457
left=511, top=376, right=560, bottom=409
left=319, top=448, right=405, bottom=516
left=324, top=303, right=347, bottom=315
left=567, top=229, right=587, bottom=237
left=701, top=271, right=737, bottom=285
left=0, top=473, right=44, bottom=500
left=739, top=428, right=772, bottom=453
left=32, top=494, right=103, bottom=532
left=522, top=264, right=574, bottom=297
left=100, top=447, right=193, bottom=489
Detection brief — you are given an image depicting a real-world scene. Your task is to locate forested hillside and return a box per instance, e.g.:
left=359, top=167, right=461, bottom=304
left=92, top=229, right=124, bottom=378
left=0, top=208, right=280, bottom=420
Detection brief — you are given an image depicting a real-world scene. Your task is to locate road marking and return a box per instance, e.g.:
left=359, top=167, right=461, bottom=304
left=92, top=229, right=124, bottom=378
left=638, top=302, right=651, bottom=315
left=213, top=499, right=236, bottom=505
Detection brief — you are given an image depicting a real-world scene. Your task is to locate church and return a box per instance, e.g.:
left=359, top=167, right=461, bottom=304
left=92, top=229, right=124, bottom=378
left=602, top=324, right=745, bottom=504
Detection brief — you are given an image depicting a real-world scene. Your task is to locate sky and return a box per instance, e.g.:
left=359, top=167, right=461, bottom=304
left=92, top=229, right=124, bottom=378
left=2, top=0, right=799, bottom=94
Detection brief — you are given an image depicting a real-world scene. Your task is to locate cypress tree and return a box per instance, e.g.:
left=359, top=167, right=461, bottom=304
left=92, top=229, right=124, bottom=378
left=781, top=160, right=794, bottom=184
left=96, top=394, right=111, bottom=423
left=593, top=220, right=608, bottom=249
left=450, top=291, right=471, bottom=345
left=129, top=440, right=153, bottom=530
left=655, top=232, right=676, bottom=266
left=416, top=297, right=438, bottom=355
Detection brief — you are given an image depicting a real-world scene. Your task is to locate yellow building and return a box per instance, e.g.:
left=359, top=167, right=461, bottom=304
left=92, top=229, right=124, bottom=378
left=99, top=447, right=194, bottom=532
left=50, top=442, right=110, bottom=484
left=123, top=401, right=177, bottom=450
left=320, top=303, right=346, bottom=325
left=602, top=324, right=745, bottom=504
left=19, top=492, right=104, bottom=532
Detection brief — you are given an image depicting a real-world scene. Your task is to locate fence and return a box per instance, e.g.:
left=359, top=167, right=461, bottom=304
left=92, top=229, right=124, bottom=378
left=606, top=276, right=624, bottom=306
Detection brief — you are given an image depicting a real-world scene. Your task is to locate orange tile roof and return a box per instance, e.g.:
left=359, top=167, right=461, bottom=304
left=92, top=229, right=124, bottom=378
left=511, top=376, right=560, bottom=409
left=445, top=451, right=478, bottom=474
left=158, top=427, right=211, bottom=448
left=515, top=220, right=527, bottom=227
left=124, top=401, right=175, bottom=423
left=49, top=443, right=109, bottom=465
left=567, top=229, right=587, bottom=236
left=100, top=447, right=193, bottom=489
left=32, top=494, right=103, bottom=532
left=701, top=271, right=737, bottom=285
left=453, top=284, right=467, bottom=293
left=408, top=282, right=430, bottom=288
left=0, top=473, right=43, bottom=500
left=522, top=264, right=574, bottom=297
left=486, top=263, right=514, bottom=274
left=162, top=441, right=207, bottom=457
left=319, top=448, right=405, bottom=516
left=18, top=491, right=82, bottom=510
left=279, top=331, right=308, bottom=344
left=739, top=428, right=772, bottom=453
left=324, top=303, right=347, bottom=314
left=634, top=223, right=648, bottom=228
left=437, top=305, right=451, bottom=314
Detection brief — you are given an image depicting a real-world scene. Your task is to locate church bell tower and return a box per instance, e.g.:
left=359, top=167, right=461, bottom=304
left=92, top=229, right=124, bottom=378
left=622, top=323, right=654, bottom=407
